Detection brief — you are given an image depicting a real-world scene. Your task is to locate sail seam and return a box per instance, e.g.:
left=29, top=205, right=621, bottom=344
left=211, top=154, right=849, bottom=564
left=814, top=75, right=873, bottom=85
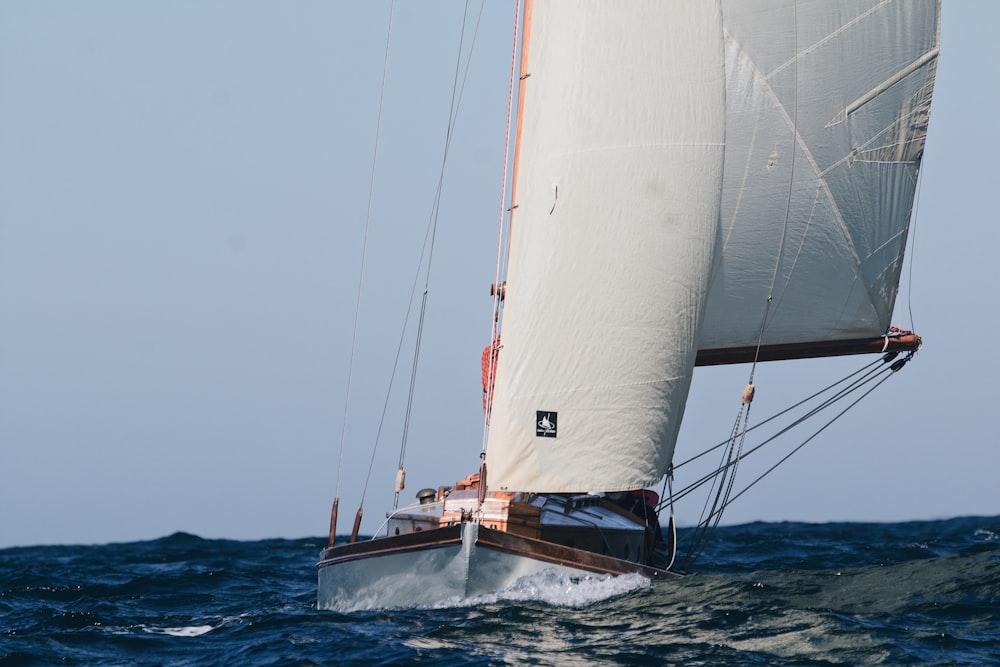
left=866, top=227, right=908, bottom=259
left=498, top=376, right=687, bottom=401
left=765, top=0, right=892, bottom=80
left=719, top=31, right=763, bottom=260
left=767, top=185, right=820, bottom=320
left=551, top=142, right=726, bottom=158
left=732, top=40, right=868, bottom=314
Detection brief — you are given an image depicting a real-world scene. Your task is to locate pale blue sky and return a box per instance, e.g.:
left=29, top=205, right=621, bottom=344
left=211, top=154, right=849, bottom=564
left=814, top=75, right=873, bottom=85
left=1, top=1, right=995, bottom=549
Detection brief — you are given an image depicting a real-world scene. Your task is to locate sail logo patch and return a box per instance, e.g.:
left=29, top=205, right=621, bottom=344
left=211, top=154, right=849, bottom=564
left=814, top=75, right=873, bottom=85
left=536, top=411, right=557, bottom=438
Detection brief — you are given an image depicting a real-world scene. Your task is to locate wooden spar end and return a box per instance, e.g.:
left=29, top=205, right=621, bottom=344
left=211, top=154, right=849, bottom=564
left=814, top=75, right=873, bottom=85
left=695, top=332, right=922, bottom=367
left=349, top=507, right=363, bottom=544
left=327, top=497, right=339, bottom=548
left=477, top=461, right=488, bottom=507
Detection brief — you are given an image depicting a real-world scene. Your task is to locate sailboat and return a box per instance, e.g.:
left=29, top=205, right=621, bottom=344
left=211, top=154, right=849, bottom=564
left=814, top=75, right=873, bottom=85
left=317, top=0, right=940, bottom=611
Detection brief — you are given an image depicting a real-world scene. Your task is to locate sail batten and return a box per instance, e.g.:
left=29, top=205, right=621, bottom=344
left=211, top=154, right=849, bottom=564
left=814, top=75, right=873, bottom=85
left=829, top=47, right=940, bottom=127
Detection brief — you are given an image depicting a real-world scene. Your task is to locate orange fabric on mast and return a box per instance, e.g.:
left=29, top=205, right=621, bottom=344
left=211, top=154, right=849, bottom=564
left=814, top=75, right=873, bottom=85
left=481, top=337, right=501, bottom=414
left=509, top=0, right=532, bottom=210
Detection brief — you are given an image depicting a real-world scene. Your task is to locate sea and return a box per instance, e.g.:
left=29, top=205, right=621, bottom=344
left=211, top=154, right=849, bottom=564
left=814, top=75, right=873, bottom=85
left=2, top=516, right=998, bottom=666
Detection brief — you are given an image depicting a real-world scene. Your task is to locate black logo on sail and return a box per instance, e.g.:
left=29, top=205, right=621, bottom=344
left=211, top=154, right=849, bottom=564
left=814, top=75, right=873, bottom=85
left=536, top=411, right=557, bottom=438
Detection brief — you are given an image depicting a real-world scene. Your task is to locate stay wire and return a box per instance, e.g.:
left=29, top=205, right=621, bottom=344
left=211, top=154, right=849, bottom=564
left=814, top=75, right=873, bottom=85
left=715, top=406, right=752, bottom=527
left=675, top=353, right=913, bottom=567
left=674, top=358, right=893, bottom=507
left=481, top=0, right=521, bottom=455
left=906, top=164, right=926, bottom=334
left=394, top=0, right=481, bottom=510
left=673, top=356, right=883, bottom=472
left=691, top=401, right=745, bottom=535
left=357, top=1, right=484, bottom=511
left=745, top=1, right=799, bottom=386
left=708, top=360, right=907, bottom=520
left=676, top=361, right=888, bottom=506
left=336, top=0, right=396, bottom=501
left=677, top=355, right=906, bottom=566
left=685, top=404, right=746, bottom=562
left=359, top=222, right=431, bottom=506
left=694, top=1, right=799, bottom=550
left=662, top=473, right=677, bottom=570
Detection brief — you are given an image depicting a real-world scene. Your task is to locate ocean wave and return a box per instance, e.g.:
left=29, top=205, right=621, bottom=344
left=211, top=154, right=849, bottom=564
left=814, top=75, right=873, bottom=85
left=3, top=518, right=998, bottom=665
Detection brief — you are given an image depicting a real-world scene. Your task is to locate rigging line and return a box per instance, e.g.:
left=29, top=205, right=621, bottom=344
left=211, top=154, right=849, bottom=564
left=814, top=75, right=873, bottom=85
left=357, top=1, right=482, bottom=509
left=691, top=394, right=760, bottom=560
left=358, top=2, right=482, bottom=512
left=688, top=392, right=757, bottom=565
left=694, top=8, right=803, bottom=553
left=673, top=356, right=883, bottom=472
left=692, top=401, right=745, bottom=534
left=746, top=0, right=801, bottom=385
left=660, top=473, right=672, bottom=519
left=684, top=406, right=744, bottom=562
left=688, top=375, right=767, bottom=559
left=357, top=220, right=434, bottom=506
left=394, top=0, right=477, bottom=510
left=363, top=0, right=489, bottom=506
left=360, top=94, right=469, bottom=506
left=662, top=472, right=677, bottom=571
left=710, top=363, right=905, bottom=520
left=336, top=0, right=396, bottom=500
left=906, top=166, right=926, bottom=333
left=678, top=358, right=904, bottom=561
left=773, top=0, right=800, bottom=301
left=482, top=0, right=522, bottom=454
left=715, top=402, right=754, bottom=527
left=726, top=361, right=891, bottom=476
left=674, top=364, right=895, bottom=519
left=671, top=358, right=894, bottom=508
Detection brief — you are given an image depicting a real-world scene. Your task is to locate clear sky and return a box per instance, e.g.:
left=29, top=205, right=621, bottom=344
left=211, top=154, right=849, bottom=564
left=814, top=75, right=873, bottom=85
left=1, top=1, right=995, bottom=549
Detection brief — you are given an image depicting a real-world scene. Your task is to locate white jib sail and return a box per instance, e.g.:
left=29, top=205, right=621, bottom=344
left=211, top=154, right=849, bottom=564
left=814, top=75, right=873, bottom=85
left=699, top=0, right=940, bottom=352
left=486, top=1, right=727, bottom=493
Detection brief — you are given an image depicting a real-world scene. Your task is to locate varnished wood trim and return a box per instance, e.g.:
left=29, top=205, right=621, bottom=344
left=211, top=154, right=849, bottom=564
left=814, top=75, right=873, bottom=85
left=476, top=526, right=681, bottom=580
left=317, top=523, right=683, bottom=580
left=317, top=525, right=462, bottom=568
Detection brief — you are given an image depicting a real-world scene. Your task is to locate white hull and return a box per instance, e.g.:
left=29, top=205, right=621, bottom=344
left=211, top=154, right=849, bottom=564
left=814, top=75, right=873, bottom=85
left=317, top=522, right=604, bottom=612
left=317, top=520, right=674, bottom=612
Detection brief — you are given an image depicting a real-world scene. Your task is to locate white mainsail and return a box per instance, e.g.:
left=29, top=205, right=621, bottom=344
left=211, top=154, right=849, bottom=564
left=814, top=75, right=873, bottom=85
left=699, top=0, right=940, bottom=354
left=486, top=1, right=727, bottom=493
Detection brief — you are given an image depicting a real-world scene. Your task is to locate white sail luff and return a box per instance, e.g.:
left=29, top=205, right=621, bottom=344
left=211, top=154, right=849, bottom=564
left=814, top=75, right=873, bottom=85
left=486, top=1, right=727, bottom=493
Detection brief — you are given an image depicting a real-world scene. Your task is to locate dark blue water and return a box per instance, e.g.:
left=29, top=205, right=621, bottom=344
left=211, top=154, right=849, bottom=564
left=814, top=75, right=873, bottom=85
left=3, top=517, right=998, bottom=665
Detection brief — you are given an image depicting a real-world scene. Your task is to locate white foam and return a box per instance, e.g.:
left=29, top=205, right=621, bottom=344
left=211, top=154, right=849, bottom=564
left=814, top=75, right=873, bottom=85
left=325, top=569, right=651, bottom=612
left=454, top=569, right=651, bottom=608
left=141, top=624, right=214, bottom=637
